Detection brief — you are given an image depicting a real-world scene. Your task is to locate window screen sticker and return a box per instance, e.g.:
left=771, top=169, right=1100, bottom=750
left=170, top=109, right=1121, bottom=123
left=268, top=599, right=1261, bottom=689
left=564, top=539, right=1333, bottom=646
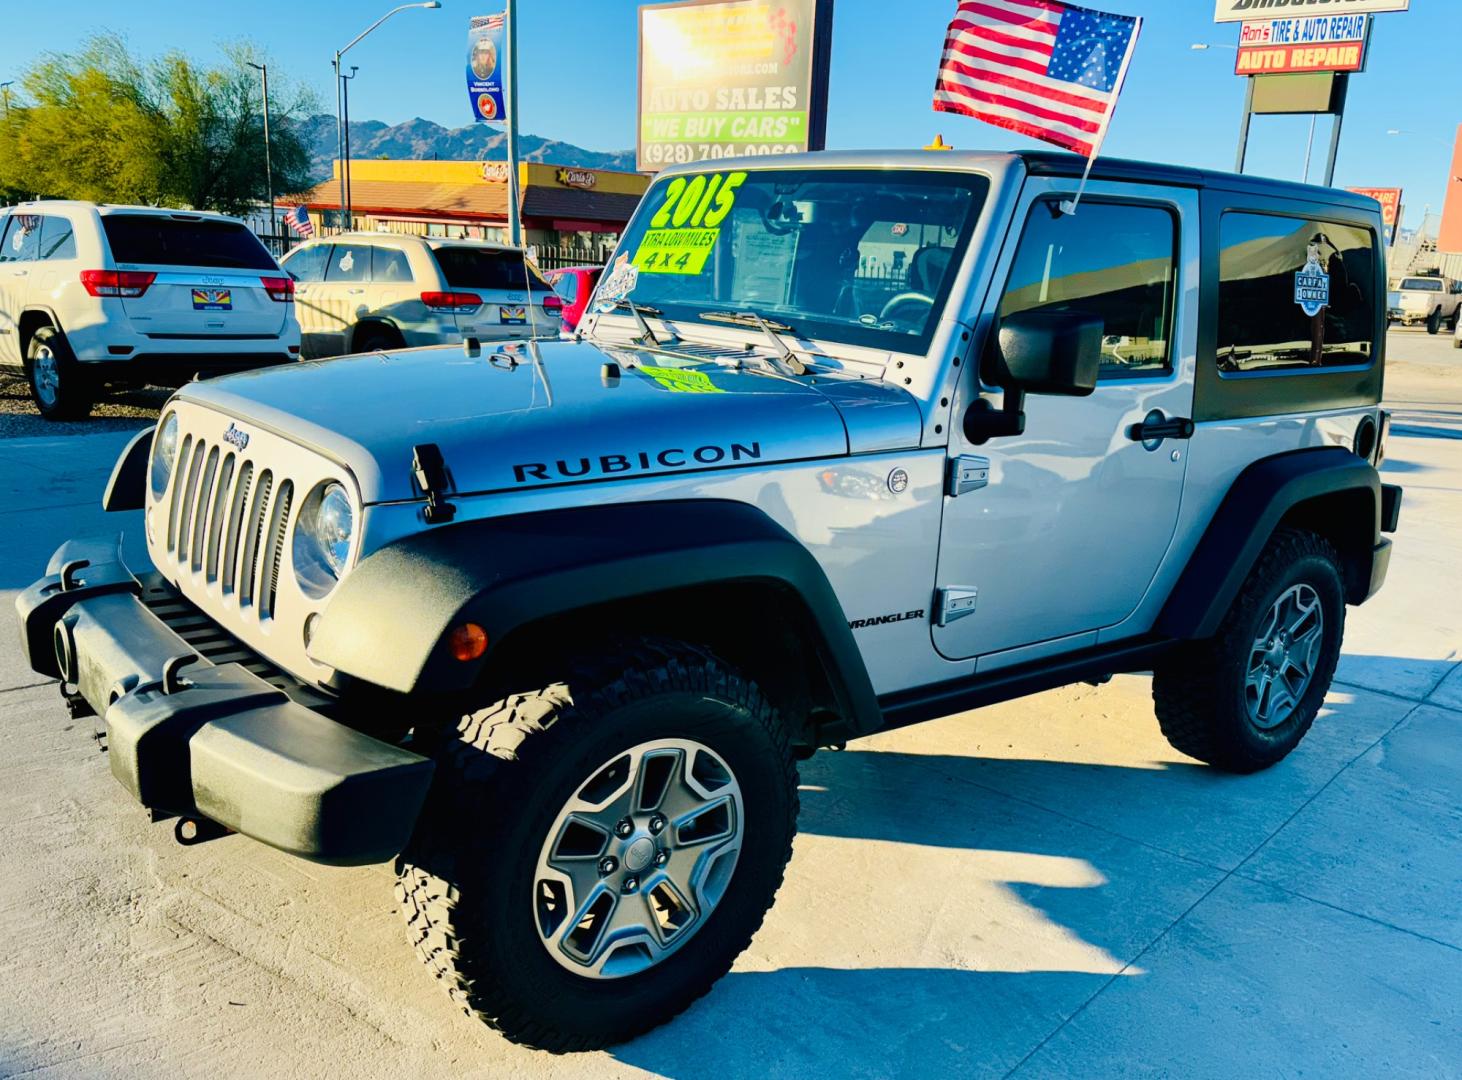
left=591, top=253, right=640, bottom=314
left=1295, top=237, right=1331, bottom=317
left=631, top=171, right=748, bottom=276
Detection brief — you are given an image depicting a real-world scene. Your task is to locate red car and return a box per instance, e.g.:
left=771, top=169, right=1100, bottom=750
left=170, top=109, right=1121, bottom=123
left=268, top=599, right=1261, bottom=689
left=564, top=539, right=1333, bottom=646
left=545, top=264, right=603, bottom=332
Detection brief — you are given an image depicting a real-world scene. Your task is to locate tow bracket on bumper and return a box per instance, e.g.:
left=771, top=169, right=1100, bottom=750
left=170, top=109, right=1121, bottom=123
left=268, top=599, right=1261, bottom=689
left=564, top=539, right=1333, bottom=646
left=15, top=539, right=434, bottom=866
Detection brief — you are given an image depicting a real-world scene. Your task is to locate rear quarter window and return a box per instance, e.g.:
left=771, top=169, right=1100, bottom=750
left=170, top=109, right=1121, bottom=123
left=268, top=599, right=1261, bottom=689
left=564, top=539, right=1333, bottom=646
left=102, top=216, right=277, bottom=270
left=1217, top=212, right=1376, bottom=374
left=433, top=247, right=552, bottom=293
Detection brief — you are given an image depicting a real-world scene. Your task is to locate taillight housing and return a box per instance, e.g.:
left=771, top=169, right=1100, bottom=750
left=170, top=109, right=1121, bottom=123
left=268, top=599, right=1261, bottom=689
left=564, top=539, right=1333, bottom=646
left=261, top=275, right=295, bottom=302
left=421, top=291, right=482, bottom=312
left=80, top=270, right=156, bottom=298
left=542, top=294, right=564, bottom=312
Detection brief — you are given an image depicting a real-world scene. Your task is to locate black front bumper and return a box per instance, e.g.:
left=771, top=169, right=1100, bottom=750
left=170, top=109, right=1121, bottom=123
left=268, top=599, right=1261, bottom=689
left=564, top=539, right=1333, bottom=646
left=15, top=539, right=433, bottom=866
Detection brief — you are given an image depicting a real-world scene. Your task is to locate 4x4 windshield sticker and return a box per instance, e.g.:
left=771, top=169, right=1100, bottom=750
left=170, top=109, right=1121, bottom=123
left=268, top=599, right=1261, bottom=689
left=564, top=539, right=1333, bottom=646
left=591, top=253, right=640, bottom=314
left=1295, top=237, right=1331, bottom=317
left=631, top=171, right=747, bottom=275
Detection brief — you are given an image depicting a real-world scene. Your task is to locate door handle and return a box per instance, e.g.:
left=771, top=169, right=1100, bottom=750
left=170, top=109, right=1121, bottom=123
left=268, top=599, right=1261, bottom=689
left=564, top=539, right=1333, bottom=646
left=346, top=288, right=365, bottom=295
left=1128, top=410, right=1193, bottom=448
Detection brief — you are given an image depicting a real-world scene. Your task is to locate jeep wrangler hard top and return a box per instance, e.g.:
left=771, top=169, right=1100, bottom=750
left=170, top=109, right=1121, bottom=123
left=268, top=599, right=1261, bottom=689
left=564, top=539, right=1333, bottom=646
left=17, top=149, right=1401, bottom=1052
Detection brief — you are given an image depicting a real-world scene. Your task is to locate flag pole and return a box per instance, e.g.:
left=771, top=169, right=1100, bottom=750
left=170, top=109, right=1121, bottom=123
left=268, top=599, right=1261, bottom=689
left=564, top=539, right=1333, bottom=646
left=1059, top=14, right=1142, bottom=217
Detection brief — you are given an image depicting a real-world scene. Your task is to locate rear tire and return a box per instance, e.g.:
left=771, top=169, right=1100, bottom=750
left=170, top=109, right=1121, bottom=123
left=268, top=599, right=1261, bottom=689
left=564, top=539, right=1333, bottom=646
left=1152, top=528, right=1345, bottom=773
left=353, top=325, right=403, bottom=354
left=1426, top=308, right=1442, bottom=335
left=396, top=638, right=799, bottom=1051
left=27, top=326, right=94, bottom=420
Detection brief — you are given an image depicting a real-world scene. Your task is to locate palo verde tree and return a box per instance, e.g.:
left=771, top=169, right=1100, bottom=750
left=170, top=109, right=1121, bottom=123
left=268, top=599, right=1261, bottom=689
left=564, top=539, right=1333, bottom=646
left=0, top=37, right=316, bottom=213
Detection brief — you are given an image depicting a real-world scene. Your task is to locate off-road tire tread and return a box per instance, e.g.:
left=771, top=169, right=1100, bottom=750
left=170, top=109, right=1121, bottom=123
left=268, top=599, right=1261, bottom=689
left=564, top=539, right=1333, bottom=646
left=1152, top=528, right=1343, bottom=773
left=395, top=637, right=798, bottom=1053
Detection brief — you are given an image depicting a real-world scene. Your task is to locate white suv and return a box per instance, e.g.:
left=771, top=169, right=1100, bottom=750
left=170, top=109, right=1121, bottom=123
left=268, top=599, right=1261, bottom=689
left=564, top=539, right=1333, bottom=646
left=0, top=202, right=301, bottom=419
left=278, top=233, right=562, bottom=358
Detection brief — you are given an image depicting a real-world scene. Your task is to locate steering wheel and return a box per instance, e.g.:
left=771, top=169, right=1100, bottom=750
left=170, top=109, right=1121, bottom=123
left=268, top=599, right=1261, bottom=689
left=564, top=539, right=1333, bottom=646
left=878, top=292, right=935, bottom=329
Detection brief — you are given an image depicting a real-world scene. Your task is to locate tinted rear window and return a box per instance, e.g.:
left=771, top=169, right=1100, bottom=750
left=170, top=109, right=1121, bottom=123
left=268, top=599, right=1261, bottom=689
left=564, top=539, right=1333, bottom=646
left=1399, top=277, right=1442, bottom=291
left=102, top=216, right=276, bottom=270
left=433, top=247, right=551, bottom=292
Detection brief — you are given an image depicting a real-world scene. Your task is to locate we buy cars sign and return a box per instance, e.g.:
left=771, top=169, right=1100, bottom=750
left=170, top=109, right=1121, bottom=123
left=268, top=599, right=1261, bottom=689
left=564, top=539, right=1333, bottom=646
left=1235, top=14, right=1369, bottom=74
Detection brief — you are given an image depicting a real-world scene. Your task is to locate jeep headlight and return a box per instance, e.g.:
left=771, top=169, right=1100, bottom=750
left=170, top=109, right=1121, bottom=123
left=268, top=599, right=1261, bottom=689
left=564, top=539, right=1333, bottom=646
left=150, top=413, right=179, bottom=499
left=293, top=481, right=354, bottom=598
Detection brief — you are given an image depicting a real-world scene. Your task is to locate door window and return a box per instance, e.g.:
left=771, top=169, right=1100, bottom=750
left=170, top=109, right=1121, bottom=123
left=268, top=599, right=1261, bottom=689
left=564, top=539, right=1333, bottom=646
left=325, top=244, right=372, bottom=283
left=997, top=200, right=1177, bottom=377
left=0, top=215, right=42, bottom=263
left=282, top=244, right=329, bottom=283
left=39, top=216, right=76, bottom=261
left=371, top=246, right=414, bottom=283
left=1217, top=213, right=1375, bottom=373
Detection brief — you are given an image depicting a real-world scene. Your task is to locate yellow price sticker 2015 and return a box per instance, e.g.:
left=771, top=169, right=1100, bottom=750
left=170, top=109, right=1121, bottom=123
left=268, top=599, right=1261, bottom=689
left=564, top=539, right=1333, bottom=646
left=631, top=171, right=748, bottom=275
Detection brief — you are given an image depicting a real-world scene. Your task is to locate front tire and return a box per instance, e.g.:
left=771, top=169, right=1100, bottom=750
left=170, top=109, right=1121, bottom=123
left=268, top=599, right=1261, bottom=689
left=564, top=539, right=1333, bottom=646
left=27, top=326, right=94, bottom=420
left=396, top=639, right=798, bottom=1051
left=1152, top=528, right=1345, bottom=773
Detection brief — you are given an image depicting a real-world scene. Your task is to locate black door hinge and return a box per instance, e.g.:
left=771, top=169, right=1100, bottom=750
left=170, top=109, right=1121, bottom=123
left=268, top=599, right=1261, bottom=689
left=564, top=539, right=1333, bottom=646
left=412, top=443, right=457, bottom=523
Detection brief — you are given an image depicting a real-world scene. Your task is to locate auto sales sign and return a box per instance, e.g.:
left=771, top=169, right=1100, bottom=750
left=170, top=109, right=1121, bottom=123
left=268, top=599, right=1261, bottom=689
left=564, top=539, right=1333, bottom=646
left=1235, top=14, right=1369, bottom=74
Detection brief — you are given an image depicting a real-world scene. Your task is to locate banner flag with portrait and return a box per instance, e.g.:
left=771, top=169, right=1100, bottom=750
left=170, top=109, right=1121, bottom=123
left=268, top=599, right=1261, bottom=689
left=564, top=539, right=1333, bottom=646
left=467, top=13, right=508, bottom=122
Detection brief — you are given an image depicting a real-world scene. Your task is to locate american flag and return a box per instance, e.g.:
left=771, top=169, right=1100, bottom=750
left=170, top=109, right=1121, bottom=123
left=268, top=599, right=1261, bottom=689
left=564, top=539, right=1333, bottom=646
left=284, top=205, right=315, bottom=238
left=933, top=0, right=1141, bottom=159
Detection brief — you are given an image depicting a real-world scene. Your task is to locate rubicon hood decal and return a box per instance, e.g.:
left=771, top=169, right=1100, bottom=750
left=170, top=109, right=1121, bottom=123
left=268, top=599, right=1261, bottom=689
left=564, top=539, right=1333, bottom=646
left=177, top=340, right=912, bottom=502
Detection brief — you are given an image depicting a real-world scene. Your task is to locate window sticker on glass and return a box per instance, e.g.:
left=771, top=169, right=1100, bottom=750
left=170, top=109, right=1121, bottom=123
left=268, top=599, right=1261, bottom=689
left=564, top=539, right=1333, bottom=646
left=591, top=253, right=640, bottom=314
left=339, top=250, right=355, bottom=273
left=1294, top=238, right=1330, bottom=317
left=632, top=171, right=747, bottom=275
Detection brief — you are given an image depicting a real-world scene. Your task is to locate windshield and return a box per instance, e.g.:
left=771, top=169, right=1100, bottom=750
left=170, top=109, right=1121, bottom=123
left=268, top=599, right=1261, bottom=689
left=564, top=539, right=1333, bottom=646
left=1399, top=277, right=1442, bottom=291
left=600, top=168, right=989, bottom=353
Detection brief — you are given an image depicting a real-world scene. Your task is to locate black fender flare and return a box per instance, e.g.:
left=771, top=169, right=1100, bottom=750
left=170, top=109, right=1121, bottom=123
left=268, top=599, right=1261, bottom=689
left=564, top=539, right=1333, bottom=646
left=1158, top=447, right=1387, bottom=640
left=309, top=498, right=882, bottom=730
left=102, top=429, right=152, bottom=512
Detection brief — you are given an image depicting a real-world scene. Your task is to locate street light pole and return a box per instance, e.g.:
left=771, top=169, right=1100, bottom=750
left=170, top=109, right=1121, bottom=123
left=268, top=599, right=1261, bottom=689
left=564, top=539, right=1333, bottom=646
left=342, top=66, right=358, bottom=225
left=505, top=0, right=522, bottom=247
left=245, top=62, right=276, bottom=244
left=334, top=2, right=441, bottom=227
left=0, top=80, right=13, bottom=118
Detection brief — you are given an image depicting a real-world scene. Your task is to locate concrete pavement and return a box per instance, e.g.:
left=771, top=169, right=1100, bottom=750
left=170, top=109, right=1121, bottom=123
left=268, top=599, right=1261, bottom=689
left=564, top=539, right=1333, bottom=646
left=0, top=332, right=1458, bottom=1078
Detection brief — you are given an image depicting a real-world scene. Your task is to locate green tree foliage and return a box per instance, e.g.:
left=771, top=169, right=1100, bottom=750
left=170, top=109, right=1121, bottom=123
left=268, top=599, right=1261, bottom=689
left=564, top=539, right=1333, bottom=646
left=0, top=38, right=316, bottom=213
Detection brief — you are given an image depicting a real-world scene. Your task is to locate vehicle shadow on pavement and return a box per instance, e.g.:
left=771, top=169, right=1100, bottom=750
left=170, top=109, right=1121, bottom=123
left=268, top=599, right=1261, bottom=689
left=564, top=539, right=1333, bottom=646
left=609, top=678, right=1436, bottom=1078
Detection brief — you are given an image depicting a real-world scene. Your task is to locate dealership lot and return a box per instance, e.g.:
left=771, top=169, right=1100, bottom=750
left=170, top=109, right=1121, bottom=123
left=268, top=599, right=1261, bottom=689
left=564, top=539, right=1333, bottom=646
left=0, top=331, right=1458, bottom=1078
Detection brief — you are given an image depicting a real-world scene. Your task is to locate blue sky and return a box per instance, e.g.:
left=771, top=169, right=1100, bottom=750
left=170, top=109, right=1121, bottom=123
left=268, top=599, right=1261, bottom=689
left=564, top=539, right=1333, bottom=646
left=0, top=0, right=1453, bottom=228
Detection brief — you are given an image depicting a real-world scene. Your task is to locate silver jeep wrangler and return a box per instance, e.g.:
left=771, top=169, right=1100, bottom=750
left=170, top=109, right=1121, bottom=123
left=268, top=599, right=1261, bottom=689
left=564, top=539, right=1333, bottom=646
left=16, top=149, right=1401, bottom=1052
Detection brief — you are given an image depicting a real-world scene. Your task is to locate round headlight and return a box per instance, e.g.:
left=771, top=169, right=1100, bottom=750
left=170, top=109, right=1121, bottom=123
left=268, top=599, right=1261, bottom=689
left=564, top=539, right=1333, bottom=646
left=293, top=481, right=355, bottom=598
left=150, top=413, right=179, bottom=499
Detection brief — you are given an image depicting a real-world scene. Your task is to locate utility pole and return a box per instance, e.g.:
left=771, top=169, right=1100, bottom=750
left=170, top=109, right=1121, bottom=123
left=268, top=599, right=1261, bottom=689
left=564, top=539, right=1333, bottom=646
left=505, top=0, right=523, bottom=247
left=334, top=56, right=346, bottom=230
left=246, top=63, right=276, bottom=244
left=0, top=81, right=13, bottom=118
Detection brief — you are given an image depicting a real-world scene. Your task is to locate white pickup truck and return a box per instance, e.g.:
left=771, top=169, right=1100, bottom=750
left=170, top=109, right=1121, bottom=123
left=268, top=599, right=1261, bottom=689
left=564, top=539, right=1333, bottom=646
left=1389, top=274, right=1462, bottom=333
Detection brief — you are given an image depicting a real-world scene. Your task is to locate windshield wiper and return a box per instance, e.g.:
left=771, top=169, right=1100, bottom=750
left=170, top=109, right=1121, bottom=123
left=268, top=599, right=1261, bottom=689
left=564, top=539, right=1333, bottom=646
left=606, top=297, right=676, bottom=347
left=698, top=310, right=808, bottom=376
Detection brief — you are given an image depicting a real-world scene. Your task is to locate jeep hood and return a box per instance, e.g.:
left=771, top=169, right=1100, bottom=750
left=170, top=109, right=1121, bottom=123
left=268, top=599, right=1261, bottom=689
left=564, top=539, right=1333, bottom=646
left=177, top=339, right=922, bottom=503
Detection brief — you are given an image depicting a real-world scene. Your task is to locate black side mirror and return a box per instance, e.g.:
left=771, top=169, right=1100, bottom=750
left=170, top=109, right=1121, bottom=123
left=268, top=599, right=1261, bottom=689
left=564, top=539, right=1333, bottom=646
left=965, top=310, right=1103, bottom=444
left=985, top=310, right=1102, bottom=397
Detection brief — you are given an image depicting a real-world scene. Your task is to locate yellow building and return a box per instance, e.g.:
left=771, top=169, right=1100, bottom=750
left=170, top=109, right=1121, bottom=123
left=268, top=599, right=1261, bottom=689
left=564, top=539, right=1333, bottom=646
left=295, top=159, right=650, bottom=252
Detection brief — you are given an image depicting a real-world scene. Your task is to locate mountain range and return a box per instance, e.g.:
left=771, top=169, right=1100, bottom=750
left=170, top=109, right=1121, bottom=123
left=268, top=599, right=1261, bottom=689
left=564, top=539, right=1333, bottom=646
left=298, top=114, right=637, bottom=181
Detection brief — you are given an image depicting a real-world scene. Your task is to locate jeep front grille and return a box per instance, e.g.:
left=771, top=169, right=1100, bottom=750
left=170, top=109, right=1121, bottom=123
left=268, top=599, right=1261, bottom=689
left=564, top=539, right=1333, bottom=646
left=165, top=438, right=291, bottom=619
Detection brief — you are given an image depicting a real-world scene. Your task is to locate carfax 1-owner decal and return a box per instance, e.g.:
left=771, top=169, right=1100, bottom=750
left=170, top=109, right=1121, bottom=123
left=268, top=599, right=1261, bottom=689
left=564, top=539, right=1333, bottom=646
left=632, top=171, right=747, bottom=275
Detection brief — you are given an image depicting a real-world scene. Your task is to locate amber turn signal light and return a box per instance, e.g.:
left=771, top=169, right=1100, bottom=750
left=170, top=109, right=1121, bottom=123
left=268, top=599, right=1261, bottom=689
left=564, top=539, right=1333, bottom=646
left=448, top=622, right=488, bottom=661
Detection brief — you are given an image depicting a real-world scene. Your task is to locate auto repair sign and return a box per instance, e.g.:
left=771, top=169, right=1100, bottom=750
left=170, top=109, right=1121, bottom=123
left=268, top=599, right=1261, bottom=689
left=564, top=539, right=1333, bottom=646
left=1214, top=0, right=1407, bottom=21
left=1235, top=14, right=1368, bottom=74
